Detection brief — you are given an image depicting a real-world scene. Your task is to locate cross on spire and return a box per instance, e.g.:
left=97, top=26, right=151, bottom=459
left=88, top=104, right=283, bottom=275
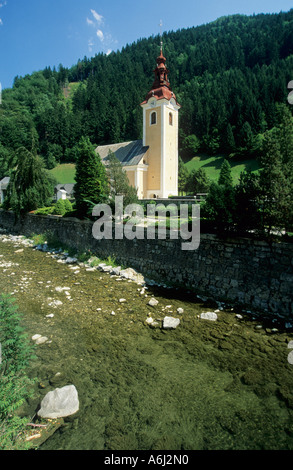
left=159, top=20, right=163, bottom=52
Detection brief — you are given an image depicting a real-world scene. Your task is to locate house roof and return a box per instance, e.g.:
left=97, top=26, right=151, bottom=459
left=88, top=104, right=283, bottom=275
left=0, top=177, right=10, bottom=190
left=96, top=140, right=149, bottom=167
left=55, top=183, right=75, bottom=195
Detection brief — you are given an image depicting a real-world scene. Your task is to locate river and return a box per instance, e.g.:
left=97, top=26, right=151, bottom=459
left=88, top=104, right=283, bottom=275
left=0, top=232, right=293, bottom=450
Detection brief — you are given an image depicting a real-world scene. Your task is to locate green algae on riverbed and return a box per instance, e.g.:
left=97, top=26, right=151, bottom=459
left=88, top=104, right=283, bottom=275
left=0, top=236, right=293, bottom=450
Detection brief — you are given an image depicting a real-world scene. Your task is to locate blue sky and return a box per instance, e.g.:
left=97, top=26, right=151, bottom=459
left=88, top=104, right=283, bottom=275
left=0, top=0, right=292, bottom=89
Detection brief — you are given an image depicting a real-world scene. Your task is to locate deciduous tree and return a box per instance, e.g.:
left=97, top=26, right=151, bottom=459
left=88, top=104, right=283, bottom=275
left=4, top=147, right=55, bottom=215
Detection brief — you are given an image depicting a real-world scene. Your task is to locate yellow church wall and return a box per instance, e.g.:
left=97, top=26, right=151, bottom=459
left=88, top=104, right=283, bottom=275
left=125, top=169, right=135, bottom=188
left=143, top=170, right=148, bottom=198
left=137, top=169, right=146, bottom=199
left=124, top=166, right=148, bottom=200
left=145, top=107, right=162, bottom=192
left=163, top=106, right=178, bottom=194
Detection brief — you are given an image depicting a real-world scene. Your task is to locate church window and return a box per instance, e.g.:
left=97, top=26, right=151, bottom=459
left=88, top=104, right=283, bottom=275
left=150, top=111, right=157, bottom=125
left=169, top=112, right=173, bottom=126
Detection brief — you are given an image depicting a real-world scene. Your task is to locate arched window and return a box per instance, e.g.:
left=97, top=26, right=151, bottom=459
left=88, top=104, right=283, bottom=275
left=150, top=111, right=157, bottom=125
left=169, top=112, right=173, bottom=126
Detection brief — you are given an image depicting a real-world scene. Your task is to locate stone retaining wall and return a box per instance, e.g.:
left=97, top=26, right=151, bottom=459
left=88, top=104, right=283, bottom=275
left=0, top=209, right=292, bottom=319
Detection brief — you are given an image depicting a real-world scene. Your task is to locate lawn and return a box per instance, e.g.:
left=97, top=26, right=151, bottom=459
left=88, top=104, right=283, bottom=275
left=185, top=154, right=261, bottom=184
left=50, top=164, right=76, bottom=184
left=49, top=155, right=260, bottom=187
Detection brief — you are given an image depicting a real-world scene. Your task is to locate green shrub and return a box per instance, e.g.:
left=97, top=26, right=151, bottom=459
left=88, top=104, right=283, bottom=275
left=77, top=250, right=93, bottom=263
left=63, top=199, right=73, bottom=212
left=106, top=255, right=117, bottom=267
left=31, top=233, right=47, bottom=245
left=89, top=257, right=101, bottom=267
left=53, top=199, right=66, bottom=216
left=34, top=206, right=54, bottom=215
left=0, top=295, right=36, bottom=450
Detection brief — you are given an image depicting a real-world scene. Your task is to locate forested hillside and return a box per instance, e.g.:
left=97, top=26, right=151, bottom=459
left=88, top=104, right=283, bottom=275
left=0, top=9, right=293, bottom=178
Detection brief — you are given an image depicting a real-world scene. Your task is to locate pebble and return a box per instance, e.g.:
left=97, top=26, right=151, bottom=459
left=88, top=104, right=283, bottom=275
left=65, top=257, right=78, bottom=264
left=200, top=312, right=218, bottom=322
left=32, top=334, right=42, bottom=341
left=148, top=298, right=159, bottom=307
left=48, top=300, right=63, bottom=308
left=32, top=335, right=48, bottom=345
left=35, top=336, right=49, bottom=345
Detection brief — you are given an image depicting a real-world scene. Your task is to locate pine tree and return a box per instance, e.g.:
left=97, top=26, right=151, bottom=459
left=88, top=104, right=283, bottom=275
left=224, top=123, right=236, bottom=153
left=218, top=159, right=233, bottom=187
left=185, top=168, right=210, bottom=194
left=234, top=170, right=262, bottom=233
left=258, top=131, right=293, bottom=234
left=203, top=181, right=236, bottom=233
left=178, top=156, right=189, bottom=194
left=74, top=137, right=109, bottom=218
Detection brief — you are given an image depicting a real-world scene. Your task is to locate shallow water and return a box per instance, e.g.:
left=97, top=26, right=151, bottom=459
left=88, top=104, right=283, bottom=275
left=0, top=235, right=293, bottom=450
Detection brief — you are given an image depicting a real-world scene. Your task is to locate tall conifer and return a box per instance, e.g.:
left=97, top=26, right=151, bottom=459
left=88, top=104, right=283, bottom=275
left=74, top=137, right=109, bottom=218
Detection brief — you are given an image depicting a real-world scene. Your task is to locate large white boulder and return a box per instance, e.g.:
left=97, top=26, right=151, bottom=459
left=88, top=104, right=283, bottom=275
left=163, top=316, right=180, bottom=329
left=37, top=385, right=79, bottom=419
left=288, top=351, right=293, bottom=365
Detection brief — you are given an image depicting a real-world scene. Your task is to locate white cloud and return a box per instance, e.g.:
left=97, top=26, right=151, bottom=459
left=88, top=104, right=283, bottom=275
left=88, top=39, right=94, bottom=52
left=86, top=8, right=117, bottom=54
left=0, top=1, right=6, bottom=25
left=91, top=9, right=103, bottom=24
left=96, top=29, right=104, bottom=42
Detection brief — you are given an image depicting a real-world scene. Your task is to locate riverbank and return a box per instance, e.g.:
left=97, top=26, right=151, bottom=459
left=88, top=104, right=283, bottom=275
left=0, top=209, right=292, bottom=320
left=1, top=229, right=293, bottom=450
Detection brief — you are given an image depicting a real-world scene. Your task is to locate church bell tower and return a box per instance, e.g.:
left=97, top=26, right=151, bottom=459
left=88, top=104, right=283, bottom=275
left=141, top=43, right=181, bottom=198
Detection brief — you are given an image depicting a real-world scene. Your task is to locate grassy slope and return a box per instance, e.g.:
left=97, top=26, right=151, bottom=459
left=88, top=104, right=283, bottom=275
left=50, top=164, right=76, bottom=184
left=185, top=154, right=260, bottom=184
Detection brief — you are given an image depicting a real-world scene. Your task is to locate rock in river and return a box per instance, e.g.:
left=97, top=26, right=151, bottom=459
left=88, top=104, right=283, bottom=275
left=32, top=334, right=48, bottom=345
left=200, top=311, right=218, bottom=321
left=288, top=351, right=293, bottom=365
left=148, top=297, right=159, bottom=307
left=163, top=316, right=180, bottom=329
left=37, top=385, right=79, bottom=419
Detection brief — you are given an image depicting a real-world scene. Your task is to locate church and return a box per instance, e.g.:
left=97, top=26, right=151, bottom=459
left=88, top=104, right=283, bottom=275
left=95, top=46, right=181, bottom=199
